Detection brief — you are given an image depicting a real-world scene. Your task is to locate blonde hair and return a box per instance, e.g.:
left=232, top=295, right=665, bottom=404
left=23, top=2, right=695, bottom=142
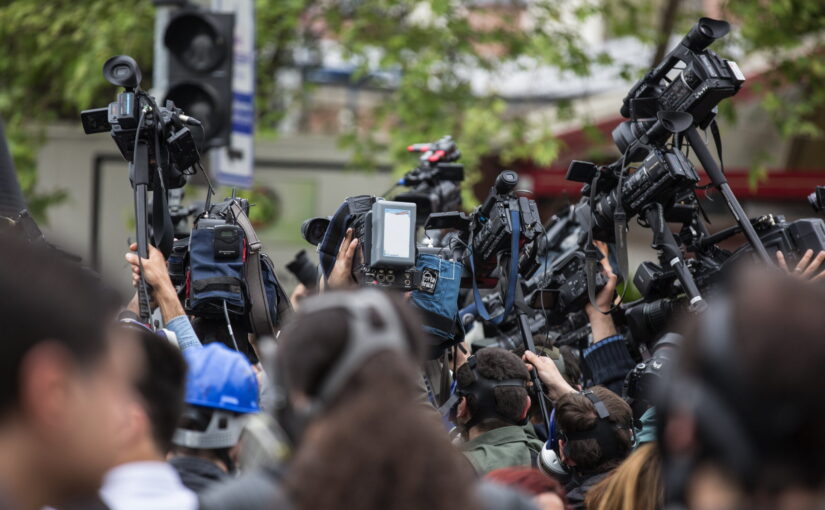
left=584, top=443, right=663, bottom=510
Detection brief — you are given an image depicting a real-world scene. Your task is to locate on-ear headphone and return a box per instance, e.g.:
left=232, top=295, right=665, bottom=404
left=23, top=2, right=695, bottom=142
left=271, top=289, right=411, bottom=444
left=450, top=353, right=529, bottom=429
left=557, top=390, right=634, bottom=466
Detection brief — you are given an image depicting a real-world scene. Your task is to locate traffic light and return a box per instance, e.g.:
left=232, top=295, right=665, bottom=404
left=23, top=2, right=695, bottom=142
left=163, top=9, right=234, bottom=150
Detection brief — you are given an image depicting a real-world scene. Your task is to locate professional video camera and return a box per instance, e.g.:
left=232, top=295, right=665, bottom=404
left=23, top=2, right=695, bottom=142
left=534, top=18, right=771, bottom=332
left=622, top=213, right=825, bottom=348
left=81, top=55, right=202, bottom=322
left=81, top=56, right=199, bottom=191
left=615, top=17, right=745, bottom=160
left=394, top=135, right=465, bottom=225
left=429, top=170, right=542, bottom=288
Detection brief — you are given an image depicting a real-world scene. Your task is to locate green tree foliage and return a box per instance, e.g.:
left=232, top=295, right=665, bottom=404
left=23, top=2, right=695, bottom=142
left=724, top=0, right=825, bottom=139
left=0, top=1, right=154, bottom=221
left=256, top=1, right=606, bottom=203
left=2, top=0, right=824, bottom=220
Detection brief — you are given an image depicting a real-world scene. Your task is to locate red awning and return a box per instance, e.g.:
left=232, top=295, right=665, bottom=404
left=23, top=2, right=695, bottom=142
left=517, top=165, right=825, bottom=201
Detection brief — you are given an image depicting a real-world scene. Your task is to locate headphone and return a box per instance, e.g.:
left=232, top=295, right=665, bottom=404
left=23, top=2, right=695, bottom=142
left=557, top=390, right=634, bottom=466
left=448, top=353, right=529, bottom=430
left=271, top=289, right=410, bottom=444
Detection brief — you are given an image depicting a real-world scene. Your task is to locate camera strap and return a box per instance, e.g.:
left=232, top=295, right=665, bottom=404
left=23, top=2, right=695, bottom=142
left=709, top=119, right=724, bottom=174
left=585, top=173, right=603, bottom=313
left=151, top=173, right=174, bottom=258
left=229, top=201, right=277, bottom=340
left=468, top=209, right=521, bottom=325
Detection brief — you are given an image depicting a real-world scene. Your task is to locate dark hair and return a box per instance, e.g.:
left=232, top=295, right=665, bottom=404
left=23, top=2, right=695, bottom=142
left=485, top=467, right=571, bottom=509
left=556, top=386, right=632, bottom=472
left=456, top=347, right=530, bottom=430
left=559, top=345, right=582, bottom=387
left=0, top=232, right=120, bottom=417
left=674, top=266, right=825, bottom=491
left=278, top=290, right=479, bottom=510
left=130, top=326, right=187, bottom=453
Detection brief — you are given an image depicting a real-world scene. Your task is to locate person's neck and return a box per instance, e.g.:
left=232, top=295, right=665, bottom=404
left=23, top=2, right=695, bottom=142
left=468, top=424, right=503, bottom=441
left=113, top=436, right=165, bottom=467
left=0, top=424, right=56, bottom=510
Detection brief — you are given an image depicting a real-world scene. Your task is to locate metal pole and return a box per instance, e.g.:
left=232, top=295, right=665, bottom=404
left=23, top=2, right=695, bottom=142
left=684, top=126, right=772, bottom=265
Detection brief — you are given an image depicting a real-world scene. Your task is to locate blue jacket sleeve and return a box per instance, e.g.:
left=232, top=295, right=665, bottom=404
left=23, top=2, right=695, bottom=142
left=582, top=335, right=636, bottom=395
left=165, top=315, right=203, bottom=351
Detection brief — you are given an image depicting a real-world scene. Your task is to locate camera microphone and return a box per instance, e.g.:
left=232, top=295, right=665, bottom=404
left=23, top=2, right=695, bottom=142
left=176, top=114, right=202, bottom=127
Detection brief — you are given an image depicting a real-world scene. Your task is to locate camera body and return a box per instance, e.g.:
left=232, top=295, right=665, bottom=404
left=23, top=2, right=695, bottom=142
left=286, top=250, right=319, bottom=290
left=427, top=170, right=542, bottom=288
left=619, top=18, right=744, bottom=131
left=348, top=197, right=418, bottom=290
left=395, top=136, right=464, bottom=225
left=81, top=88, right=196, bottom=191
left=531, top=251, right=609, bottom=315
left=567, top=147, right=700, bottom=242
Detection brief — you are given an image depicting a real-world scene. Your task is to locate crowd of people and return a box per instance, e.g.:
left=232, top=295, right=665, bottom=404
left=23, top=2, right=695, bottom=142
left=3, top=213, right=825, bottom=510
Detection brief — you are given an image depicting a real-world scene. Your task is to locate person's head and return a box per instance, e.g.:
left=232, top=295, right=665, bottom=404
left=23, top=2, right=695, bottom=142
left=273, top=289, right=426, bottom=442
left=276, top=289, right=478, bottom=510
left=171, top=342, right=260, bottom=472
left=555, top=386, right=633, bottom=474
left=116, top=323, right=187, bottom=461
left=661, top=266, right=825, bottom=510
left=454, top=347, right=531, bottom=435
left=485, top=467, right=571, bottom=510
left=584, top=443, right=663, bottom=510
left=0, top=232, right=132, bottom=507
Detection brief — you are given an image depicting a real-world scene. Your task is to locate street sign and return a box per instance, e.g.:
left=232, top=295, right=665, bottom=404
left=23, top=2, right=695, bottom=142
left=212, top=0, right=255, bottom=188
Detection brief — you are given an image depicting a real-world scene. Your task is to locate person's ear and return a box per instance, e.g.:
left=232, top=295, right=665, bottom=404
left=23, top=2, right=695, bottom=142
left=457, top=396, right=470, bottom=422
left=19, top=342, right=74, bottom=433
left=558, top=439, right=576, bottom=466
left=520, top=395, right=532, bottom=421
left=119, top=401, right=147, bottom=447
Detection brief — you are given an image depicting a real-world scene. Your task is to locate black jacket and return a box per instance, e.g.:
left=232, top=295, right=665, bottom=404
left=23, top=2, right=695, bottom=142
left=565, top=470, right=611, bottom=510
left=169, top=456, right=229, bottom=494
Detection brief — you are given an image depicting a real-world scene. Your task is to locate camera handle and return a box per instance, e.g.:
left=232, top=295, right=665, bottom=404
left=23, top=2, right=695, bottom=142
left=513, top=285, right=553, bottom=430
left=131, top=139, right=153, bottom=324
left=644, top=204, right=707, bottom=313
left=684, top=126, right=772, bottom=265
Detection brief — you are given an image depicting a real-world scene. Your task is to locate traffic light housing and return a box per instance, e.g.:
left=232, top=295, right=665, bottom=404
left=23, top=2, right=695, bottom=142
left=163, top=9, right=234, bottom=150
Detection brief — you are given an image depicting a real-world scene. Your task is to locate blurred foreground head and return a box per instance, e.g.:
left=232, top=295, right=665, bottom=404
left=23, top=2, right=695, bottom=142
left=273, top=288, right=478, bottom=510
left=660, top=265, right=825, bottom=510
left=0, top=231, right=133, bottom=509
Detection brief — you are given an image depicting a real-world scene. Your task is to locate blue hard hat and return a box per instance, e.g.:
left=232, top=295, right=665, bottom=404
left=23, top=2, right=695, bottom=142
left=183, top=343, right=261, bottom=414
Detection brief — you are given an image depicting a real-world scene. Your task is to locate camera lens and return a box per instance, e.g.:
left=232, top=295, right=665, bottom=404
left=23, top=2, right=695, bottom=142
left=113, top=65, right=130, bottom=78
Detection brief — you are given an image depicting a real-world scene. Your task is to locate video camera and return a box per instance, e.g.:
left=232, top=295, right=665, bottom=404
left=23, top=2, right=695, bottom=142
left=81, top=56, right=199, bottom=192
left=615, top=18, right=745, bottom=161
left=394, top=135, right=465, bottom=225
left=80, top=55, right=204, bottom=322
left=567, top=144, right=700, bottom=243
left=428, top=170, right=542, bottom=288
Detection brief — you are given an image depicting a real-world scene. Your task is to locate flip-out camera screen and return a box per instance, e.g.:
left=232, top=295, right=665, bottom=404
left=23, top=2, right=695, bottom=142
left=383, top=208, right=412, bottom=258
left=370, top=200, right=416, bottom=267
